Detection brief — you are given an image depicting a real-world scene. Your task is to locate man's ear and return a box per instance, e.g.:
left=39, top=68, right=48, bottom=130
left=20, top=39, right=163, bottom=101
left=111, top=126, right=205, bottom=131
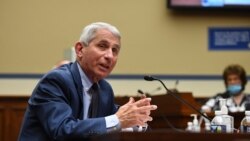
left=75, top=42, right=84, bottom=57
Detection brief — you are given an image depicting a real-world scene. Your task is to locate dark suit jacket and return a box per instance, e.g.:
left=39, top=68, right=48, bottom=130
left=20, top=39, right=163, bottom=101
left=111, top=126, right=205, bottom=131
left=18, top=62, right=117, bottom=141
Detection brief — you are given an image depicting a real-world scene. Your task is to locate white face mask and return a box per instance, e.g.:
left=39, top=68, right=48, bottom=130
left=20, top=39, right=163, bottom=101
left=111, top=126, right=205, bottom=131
left=227, top=84, right=242, bottom=95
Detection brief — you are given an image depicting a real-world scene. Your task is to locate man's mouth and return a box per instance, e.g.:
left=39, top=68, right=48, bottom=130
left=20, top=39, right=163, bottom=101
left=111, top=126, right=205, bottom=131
left=99, top=64, right=110, bottom=71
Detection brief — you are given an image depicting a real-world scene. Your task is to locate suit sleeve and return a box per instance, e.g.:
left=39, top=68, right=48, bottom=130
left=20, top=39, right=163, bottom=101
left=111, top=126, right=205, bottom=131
left=29, top=71, right=107, bottom=140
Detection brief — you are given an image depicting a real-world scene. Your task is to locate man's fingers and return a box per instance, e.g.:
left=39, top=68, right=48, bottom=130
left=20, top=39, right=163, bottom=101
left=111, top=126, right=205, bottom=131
left=117, top=97, right=157, bottom=128
left=140, top=110, right=151, bottom=116
left=140, top=94, right=146, bottom=99
left=134, top=98, right=152, bottom=107
left=137, top=105, right=157, bottom=112
left=138, top=115, right=153, bottom=123
left=126, top=97, right=135, bottom=105
left=132, top=114, right=153, bottom=126
left=144, top=116, right=153, bottom=122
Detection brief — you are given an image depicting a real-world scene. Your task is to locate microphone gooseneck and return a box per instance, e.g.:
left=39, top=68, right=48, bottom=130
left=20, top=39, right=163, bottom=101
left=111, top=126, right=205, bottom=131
left=144, top=75, right=212, bottom=121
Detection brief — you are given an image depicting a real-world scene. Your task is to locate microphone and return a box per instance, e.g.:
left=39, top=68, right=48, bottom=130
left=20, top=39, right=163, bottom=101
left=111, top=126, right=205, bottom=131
left=137, top=89, right=144, bottom=95
left=172, top=80, right=179, bottom=93
left=175, top=80, right=179, bottom=88
left=144, top=75, right=156, bottom=81
left=144, top=75, right=211, bottom=121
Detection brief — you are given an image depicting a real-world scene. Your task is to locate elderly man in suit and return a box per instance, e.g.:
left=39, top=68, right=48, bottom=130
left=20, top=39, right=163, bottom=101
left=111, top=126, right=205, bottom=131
left=18, top=22, right=157, bottom=141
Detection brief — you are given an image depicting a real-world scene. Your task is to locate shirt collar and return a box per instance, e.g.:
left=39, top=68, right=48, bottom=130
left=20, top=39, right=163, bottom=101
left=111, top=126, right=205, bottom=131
left=77, top=63, right=92, bottom=92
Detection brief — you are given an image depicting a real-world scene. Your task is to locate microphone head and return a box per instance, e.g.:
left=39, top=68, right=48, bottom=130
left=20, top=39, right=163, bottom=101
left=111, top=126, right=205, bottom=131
left=176, top=80, right=179, bottom=85
left=144, top=76, right=155, bottom=81
left=137, top=89, right=144, bottom=94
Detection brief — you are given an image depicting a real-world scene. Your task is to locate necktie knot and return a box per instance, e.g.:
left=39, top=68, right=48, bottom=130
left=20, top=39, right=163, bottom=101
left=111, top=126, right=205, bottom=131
left=91, top=83, right=98, bottom=90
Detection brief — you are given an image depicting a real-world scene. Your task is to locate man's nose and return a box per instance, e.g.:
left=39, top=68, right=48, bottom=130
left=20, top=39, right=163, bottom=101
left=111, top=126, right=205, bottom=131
left=105, top=49, right=113, bottom=58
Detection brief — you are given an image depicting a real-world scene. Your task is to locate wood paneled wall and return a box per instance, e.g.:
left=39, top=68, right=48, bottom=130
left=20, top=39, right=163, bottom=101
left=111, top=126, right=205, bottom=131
left=0, top=96, right=28, bottom=141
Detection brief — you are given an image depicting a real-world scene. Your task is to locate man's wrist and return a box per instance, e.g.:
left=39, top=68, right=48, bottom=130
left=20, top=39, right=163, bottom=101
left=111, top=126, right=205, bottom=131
left=105, top=114, right=121, bottom=132
left=107, top=121, right=121, bottom=132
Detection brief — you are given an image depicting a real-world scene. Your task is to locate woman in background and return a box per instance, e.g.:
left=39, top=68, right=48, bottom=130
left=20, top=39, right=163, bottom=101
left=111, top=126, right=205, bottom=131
left=201, top=64, right=250, bottom=113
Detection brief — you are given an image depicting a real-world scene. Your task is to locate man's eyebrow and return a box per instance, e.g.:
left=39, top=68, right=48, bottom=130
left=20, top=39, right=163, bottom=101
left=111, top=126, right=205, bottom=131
left=114, top=44, right=121, bottom=49
left=98, top=40, right=109, bottom=44
left=99, top=40, right=121, bottom=49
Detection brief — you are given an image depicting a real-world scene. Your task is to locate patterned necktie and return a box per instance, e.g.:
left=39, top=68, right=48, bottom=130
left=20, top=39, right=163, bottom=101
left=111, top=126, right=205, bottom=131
left=88, top=83, right=99, bottom=118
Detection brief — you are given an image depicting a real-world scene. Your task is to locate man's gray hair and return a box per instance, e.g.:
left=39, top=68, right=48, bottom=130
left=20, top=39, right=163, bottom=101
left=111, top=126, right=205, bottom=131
left=79, top=22, right=121, bottom=46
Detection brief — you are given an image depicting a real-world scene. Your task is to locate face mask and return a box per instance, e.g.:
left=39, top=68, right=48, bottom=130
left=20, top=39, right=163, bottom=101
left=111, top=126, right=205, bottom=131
left=227, top=84, right=242, bottom=95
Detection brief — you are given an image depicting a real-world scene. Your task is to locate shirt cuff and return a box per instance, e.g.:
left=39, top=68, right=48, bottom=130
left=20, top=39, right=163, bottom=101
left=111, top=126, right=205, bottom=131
left=105, top=114, right=121, bottom=132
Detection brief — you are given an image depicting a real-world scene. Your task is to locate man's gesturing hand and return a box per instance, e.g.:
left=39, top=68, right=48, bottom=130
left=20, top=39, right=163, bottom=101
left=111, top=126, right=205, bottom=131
left=115, top=97, right=157, bottom=128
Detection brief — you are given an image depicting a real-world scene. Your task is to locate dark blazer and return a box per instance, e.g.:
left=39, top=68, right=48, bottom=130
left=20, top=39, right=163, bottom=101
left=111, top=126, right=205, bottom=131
left=18, top=62, right=117, bottom=141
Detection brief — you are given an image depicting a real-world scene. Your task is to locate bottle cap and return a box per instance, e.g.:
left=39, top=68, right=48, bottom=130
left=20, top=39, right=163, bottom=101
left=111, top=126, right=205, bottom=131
left=215, top=110, right=222, bottom=115
left=187, top=122, right=193, bottom=126
left=219, top=99, right=226, bottom=107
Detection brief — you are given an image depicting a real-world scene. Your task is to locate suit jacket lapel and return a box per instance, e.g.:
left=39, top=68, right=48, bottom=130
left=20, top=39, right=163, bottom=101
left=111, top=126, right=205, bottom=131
left=70, top=61, right=84, bottom=107
left=70, top=61, right=84, bottom=118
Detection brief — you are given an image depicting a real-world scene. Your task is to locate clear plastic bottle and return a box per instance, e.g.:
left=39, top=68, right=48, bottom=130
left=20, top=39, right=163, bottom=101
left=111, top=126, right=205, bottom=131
left=219, top=99, right=228, bottom=114
left=191, top=114, right=200, bottom=132
left=202, top=112, right=211, bottom=132
left=240, top=111, right=250, bottom=133
left=222, top=114, right=234, bottom=133
left=205, top=122, right=211, bottom=132
left=210, top=110, right=234, bottom=133
left=211, top=111, right=224, bottom=133
left=220, top=98, right=234, bottom=133
left=185, top=122, right=193, bottom=132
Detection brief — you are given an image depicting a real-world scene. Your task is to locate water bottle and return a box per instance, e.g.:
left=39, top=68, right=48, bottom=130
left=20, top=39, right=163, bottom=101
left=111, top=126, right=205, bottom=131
left=220, top=98, right=234, bottom=133
left=210, top=110, right=234, bottom=133
left=210, top=110, right=224, bottom=133
left=219, top=99, right=228, bottom=115
left=185, top=122, right=193, bottom=132
left=191, top=114, right=200, bottom=132
left=240, top=111, right=250, bottom=133
left=205, top=122, right=211, bottom=132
